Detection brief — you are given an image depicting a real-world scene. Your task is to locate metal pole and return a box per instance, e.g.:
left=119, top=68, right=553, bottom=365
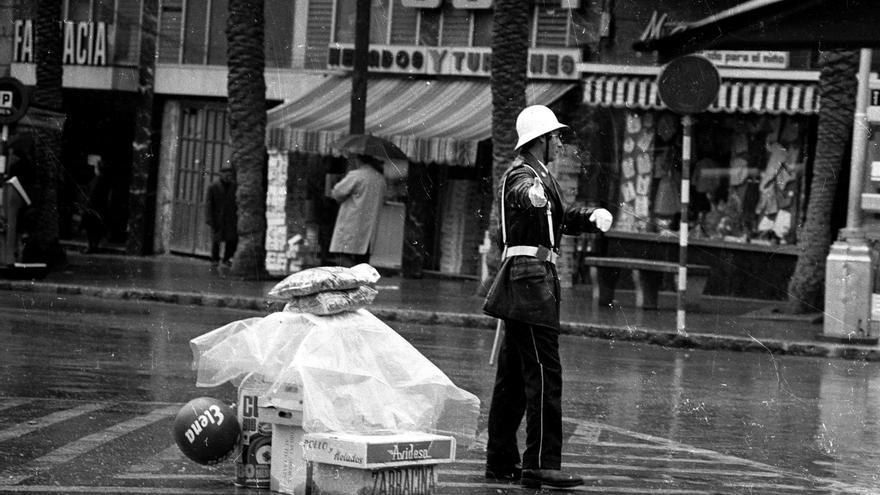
left=0, top=125, right=8, bottom=176
left=821, top=48, right=875, bottom=343
left=842, top=48, right=873, bottom=238
left=677, top=115, right=692, bottom=335
left=350, top=0, right=370, bottom=135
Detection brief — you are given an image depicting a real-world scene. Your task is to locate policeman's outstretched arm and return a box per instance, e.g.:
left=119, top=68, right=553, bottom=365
left=563, top=205, right=613, bottom=234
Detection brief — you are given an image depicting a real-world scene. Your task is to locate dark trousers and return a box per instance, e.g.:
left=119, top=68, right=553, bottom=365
left=486, top=319, right=562, bottom=470
left=211, top=238, right=238, bottom=263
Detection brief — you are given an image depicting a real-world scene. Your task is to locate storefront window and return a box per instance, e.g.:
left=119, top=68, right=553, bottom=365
left=182, top=0, right=209, bottom=64
left=613, top=110, right=810, bottom=246
left=418, top=8, right=440, bottom=46
left=471, top=10, right=492, bottom=46
left=335, top=0, right=391, bottom=44
left=265, top=0, right=296, bottom=68
left=66, top=0, right=91, bottom=21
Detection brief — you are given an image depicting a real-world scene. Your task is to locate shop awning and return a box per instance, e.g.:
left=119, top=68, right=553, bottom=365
left=266, top=77, right=575, bottom=166
left=632, top=0, right=880, bottom=61
left=582, top=75, right=819, bottom=115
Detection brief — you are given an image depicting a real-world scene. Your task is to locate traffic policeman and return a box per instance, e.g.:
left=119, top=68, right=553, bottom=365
left=483, top=105, right=612, bottom=489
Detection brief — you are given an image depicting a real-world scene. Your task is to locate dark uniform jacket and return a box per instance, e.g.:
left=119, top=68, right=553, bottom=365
left=483, top=151, right=602, bottom=329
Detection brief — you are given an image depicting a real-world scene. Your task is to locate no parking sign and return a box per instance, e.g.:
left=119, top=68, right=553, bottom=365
left=0, top=77, right=29, bottom=125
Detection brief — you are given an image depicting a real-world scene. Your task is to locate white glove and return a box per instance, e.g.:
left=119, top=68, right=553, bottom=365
left=589, top=208, right=613, bottom=232
left=527, top=177, right=547, bottom=208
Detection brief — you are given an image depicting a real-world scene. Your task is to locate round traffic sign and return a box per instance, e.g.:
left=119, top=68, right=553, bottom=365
left=657, top=55, right=720, bottom=115
left=0, top=77, right=29, bottom=125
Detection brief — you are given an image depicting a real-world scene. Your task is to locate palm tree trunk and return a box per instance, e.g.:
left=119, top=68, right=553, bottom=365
left=24, top=0, right=65, bottom=267
left=478, top=0, right=530, bottom=296
left=227, top=0, right=268, bottom=279
left=786, top=49, right=859, bottom=313
left=126, top=0, right=159, bottom=255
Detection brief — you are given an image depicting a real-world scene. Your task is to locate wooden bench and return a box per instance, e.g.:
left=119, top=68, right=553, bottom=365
left=581, top=256, right=710, bottom=310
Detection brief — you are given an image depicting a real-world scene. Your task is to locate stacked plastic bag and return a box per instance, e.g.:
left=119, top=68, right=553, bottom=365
left=269, top=264, right=380, bottom=315
left=189, top=264, right=480, bottom=442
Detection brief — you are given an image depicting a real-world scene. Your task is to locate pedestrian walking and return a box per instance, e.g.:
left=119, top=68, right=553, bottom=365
left=80, top=155, right=112, bottom=254
left=482, top=105, right=613, bottom=489
left=327, top=154, right=387, bottom=267
left=205, top=165, right=238, bottom=267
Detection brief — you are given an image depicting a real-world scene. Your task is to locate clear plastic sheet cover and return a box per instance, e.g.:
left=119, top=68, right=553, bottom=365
left=189, top=309, right=480, bottom=442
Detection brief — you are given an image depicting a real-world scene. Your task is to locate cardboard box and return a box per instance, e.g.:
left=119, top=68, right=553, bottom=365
left=261, top=380, right=304, bottom=413
left=259, top=404, right=306, bottom=495
left=301, top=432, right=455, bottom=469
left=269, top=423, right=306, bottom=494
left=235, top=373, right=273, bottom=488
left=308, top=462, right=437, bottom=495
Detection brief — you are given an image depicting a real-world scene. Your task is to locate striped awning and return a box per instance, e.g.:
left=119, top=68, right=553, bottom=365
left=582, top=75, right=819, bottom=115
left=267, top=76, right=575, bottom=166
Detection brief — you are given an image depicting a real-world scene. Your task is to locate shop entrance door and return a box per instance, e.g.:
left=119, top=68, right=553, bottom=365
left=169, top=103, right=232, bottom=256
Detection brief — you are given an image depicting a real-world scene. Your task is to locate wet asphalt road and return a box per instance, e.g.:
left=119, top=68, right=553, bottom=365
left=0, top=292, right=879, bottom=494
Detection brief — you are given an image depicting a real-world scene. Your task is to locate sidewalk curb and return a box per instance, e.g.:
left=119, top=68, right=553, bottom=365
left=5, top=279, right=879, bottom=362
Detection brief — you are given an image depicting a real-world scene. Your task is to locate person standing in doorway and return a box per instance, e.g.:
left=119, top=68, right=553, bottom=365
left=482, top=105, right=613, bottom=489
left=328, top=154, right=386, bottom=267
left=206, top=165, right=238, bottom=267
left=81, top=155, right=112, bottom=254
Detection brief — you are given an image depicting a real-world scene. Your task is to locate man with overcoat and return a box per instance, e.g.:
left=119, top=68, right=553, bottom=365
left=483, top=105, right=613, bottom=489
left=206, top=165, right=238, bottom=266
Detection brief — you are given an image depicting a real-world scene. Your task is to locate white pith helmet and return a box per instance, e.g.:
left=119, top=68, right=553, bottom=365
left=515, top=105, right=568, bottom=150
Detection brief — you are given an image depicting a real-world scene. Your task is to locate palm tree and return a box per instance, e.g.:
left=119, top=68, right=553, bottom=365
left=126, top=0, right=159, bottom=255
left=227, top=0, right=268, bottom=279
left=786, top=49, right=859, bottom=313
left=478, top=0, right=530, bottom=295
left=25, top=0, right=65, bottom=268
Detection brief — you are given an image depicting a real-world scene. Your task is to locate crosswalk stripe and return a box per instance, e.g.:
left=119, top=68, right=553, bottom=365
left=0, top=398, right=31, bottom=412
left=440, top=481, right=713, bottom=493
left=449, top=459, right=785, bottom=479
left=563, top=417, right=802, bottom=474
left=115, top=474, right=221, bottom=481
left=0, top=405, right=179, bottom=486
left=563, top=454, right=760, bottom=465
left=440, top=469, right=655, bottom=482
left=0, top=486, right=232, bottom=494
left=0, top=403, right=104, bottom=443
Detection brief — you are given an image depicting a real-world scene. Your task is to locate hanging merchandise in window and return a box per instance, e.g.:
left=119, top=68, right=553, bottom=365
left=612, top=111, right=808, bottom=246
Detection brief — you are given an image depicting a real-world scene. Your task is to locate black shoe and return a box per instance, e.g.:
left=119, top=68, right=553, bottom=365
left=521, top=469, right=583, bottom=489
left=485, top=465, right=522, bottom=482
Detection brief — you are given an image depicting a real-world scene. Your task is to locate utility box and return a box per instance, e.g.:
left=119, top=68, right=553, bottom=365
left=823, top=237, right=877, bottom=343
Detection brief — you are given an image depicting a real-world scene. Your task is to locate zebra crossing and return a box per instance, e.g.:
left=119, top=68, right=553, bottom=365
left=0, top=397, right=871, bottom=494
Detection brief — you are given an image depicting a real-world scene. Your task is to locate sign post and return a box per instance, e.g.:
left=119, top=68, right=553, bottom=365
left=0, top=77, right=29, bottom=176
left=656, top=55, right=720, bottom=335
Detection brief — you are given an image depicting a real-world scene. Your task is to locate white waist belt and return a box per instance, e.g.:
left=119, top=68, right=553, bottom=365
left=503, top=245, right=558, bottom=265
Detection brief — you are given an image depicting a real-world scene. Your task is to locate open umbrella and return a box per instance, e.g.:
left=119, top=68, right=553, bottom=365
left=331, top=134, right=408, bottom=163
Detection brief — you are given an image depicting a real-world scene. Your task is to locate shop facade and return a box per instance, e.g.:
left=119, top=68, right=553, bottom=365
left=262, top=0, right=589, bottom=277
left=3, top=0, right=848, bottom=300
left=574, top=62, right=823, bottom=299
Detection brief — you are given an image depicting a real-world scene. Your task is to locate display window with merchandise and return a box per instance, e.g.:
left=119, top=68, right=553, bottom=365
left=607, top=110, right=812, bottom=248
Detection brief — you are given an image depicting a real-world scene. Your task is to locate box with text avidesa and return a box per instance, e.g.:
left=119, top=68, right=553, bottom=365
left=301, top=431, right=456, bottom=495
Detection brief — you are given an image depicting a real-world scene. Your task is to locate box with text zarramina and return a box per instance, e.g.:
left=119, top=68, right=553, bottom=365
left=308, top=462, right=438, bottom=495
left=300, top=432, right=456, bottom=469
